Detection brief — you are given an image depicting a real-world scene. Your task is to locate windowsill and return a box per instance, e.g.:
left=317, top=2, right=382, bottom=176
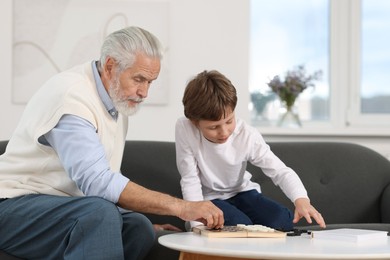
left=256, top=125, right=390, bottom=160
left=255, top=125, right=390, bottom=138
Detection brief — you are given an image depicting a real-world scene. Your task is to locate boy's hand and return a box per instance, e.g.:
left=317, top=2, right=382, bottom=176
left=293, top=198, right=326, bottom=228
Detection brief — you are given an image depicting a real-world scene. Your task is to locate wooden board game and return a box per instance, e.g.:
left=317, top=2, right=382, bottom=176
left=192, top=224, right=286, bottom=238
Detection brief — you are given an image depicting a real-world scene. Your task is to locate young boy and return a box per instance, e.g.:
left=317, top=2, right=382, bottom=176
left=175, top=70, right=326, bottom=231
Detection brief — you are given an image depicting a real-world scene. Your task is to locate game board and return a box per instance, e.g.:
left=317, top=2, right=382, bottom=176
left=192, top=224, right=286, bottom=238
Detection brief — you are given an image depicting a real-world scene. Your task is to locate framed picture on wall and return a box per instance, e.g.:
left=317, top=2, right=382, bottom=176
left=12, top=0, right=170, bottom=105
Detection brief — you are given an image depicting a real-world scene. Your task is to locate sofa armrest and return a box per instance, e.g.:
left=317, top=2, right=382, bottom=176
left=381, top=183, right=390, bottom=223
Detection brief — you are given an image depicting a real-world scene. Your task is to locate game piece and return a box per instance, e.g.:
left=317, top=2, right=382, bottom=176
left=192, top=224, right=286, bottom=238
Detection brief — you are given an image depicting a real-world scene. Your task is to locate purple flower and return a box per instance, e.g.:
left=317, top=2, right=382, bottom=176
left=267, top=65, right=322, bottom=109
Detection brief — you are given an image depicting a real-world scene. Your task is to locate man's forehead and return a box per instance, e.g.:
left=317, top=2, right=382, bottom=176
left=128, top=55, right=160, bottom=79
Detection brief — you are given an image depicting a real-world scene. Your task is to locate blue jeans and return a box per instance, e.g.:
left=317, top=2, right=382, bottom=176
left=0, top=195, right=155, bottom=260
left=212, top=189, right=293, bottom=231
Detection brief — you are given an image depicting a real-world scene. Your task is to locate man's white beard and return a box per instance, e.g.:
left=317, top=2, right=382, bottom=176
left=108, top=77, right=142, bottom=117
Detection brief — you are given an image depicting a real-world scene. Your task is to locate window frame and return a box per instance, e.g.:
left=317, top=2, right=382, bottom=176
left=346, top=0, right=390, bottom=127
left=253, top=0, right=390, bottom=136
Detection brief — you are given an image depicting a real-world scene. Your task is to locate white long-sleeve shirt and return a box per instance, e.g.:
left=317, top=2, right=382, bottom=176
left=175, top=117, right=308, bottom=203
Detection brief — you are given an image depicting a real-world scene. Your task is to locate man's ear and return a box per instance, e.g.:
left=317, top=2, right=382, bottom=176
left=104, top=57, right=116, bottom=80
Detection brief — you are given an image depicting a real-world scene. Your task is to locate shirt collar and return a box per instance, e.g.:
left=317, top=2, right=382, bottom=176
left=91, top=61, right=118, bottom=120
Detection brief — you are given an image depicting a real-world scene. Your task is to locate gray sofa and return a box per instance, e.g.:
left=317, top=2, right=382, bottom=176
left=1, top=140, right=390, bottom=259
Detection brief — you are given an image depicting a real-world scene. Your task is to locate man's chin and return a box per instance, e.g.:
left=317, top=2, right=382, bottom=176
left=117, top=105, right=139, bottom=117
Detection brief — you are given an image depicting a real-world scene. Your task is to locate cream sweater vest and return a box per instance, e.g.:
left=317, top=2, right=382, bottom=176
left=0, top=62, right=128, bottom=198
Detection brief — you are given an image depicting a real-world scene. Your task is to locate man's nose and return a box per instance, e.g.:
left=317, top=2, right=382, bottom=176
left=137, top=83, right=149, bottom=98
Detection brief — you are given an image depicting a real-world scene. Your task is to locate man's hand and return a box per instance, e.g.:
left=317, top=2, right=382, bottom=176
left=178, top=200, right=224, bottom=229
left=118, top=181, right=224, bottom=229
left=153, top=224, right=182, bottom=232
left=293, top=198, right=326, bottom=228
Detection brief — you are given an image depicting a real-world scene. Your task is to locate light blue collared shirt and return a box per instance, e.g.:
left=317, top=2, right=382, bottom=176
left=42, top=61, right=129, bottom=203
left=93, top=61, right=119, bottom=121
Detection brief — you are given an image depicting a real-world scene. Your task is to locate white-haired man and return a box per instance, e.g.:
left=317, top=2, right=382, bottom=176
left=0, top=26, right=224, bottom=260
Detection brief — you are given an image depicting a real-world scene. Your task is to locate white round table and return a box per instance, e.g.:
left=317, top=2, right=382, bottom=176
left=159, top=232, right=390, bottom=260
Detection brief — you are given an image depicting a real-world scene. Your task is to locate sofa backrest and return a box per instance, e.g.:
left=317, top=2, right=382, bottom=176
left=1, top=140, right=390, bottom=228
left=121, top=141, right=390, bottom=227
left=120, top=140, right=185, bottom=229
left=248, top=142, right=390, bottom=225
left=0, top=141, right=6, bottom=154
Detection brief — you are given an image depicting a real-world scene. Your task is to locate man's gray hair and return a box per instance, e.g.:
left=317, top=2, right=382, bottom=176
left=100, top=26, right=163, bottom=72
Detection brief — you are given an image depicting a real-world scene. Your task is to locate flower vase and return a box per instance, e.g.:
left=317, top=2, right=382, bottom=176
left=277, top=105, right=302, bottom=128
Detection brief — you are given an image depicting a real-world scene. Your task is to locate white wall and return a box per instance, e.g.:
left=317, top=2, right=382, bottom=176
left=1, top=0, right=389, bottom=160
left=127, top=0, right=250, bottom=141
left=0, top=0, right=250, bottom=142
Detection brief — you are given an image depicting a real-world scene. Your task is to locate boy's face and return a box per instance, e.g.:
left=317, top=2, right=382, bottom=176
left=195, top=110, right=236, bottom=144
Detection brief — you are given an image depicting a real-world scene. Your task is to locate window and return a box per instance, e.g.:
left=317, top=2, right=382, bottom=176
left=250, top=0, right=390, bottom=131
left=361, top=0, right=390, bottom=114
left=249, top=0, right=329, bottom=126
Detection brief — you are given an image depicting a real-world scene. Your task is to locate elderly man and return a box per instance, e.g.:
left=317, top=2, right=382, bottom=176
left=0, top=26, right=224, bottom=260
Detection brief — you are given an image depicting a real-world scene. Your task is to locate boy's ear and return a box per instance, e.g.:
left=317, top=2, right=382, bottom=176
left=190, top=119, right=199, bottom=127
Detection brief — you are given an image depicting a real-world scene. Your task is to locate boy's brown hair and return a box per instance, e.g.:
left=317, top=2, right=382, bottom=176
left=182, top=70, right=237, bottom=121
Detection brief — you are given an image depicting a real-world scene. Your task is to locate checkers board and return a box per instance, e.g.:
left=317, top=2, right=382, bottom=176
left=192, top=224, right=286, bottom=238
